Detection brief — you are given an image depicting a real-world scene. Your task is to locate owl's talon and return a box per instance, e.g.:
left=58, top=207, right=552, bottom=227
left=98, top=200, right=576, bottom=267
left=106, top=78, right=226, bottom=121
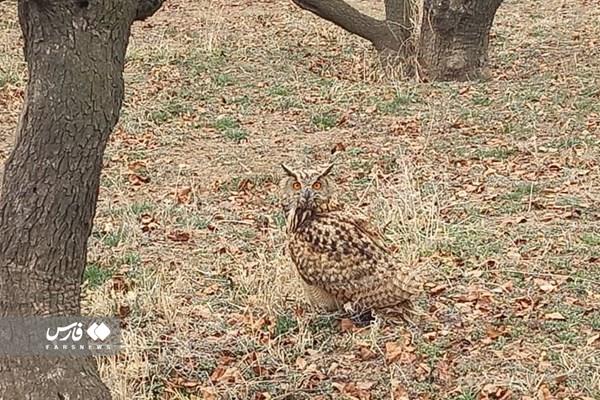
left=342, top=301, right=355, bottom=314
left=350, top=309, right=375, bottom=326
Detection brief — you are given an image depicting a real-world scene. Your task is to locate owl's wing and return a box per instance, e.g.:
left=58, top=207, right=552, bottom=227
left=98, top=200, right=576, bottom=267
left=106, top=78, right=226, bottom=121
left=291, top=214, right=420, bottom=309
left=350, top=216, right=390, bottom=252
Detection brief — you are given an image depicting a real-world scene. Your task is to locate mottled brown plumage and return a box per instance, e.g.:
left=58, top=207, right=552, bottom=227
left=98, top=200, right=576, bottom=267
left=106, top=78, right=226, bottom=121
left=279, top=163, right=421, bottom=314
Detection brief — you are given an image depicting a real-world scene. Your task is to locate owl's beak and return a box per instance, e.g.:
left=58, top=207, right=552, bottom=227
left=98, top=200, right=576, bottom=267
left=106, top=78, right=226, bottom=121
left=298, top=188, right=314, bottom=207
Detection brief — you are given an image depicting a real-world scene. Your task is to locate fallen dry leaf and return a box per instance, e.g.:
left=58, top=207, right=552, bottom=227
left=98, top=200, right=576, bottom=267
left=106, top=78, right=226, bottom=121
left=340, top=318, right=356, bottom=333
left=127, top=160, right=146, bottom=171
left=358, top=346, right=377, bottom=361
left=140, top=214, right=154, bottom=224
left=168, top=376, right=202, bottom=389
left=392, top=382, right=410, bottom=400
left=357, top=381, right=376, bottom=390
left=384, top=341, right=416, bottom=363
left=537, top=384, right=555, bottom=400
left=429, top=284, right=447, bottom=295
left=544, top=312, right=565, bottom=321
left=331, top=142, right=346, bottom=154
left=534, top=278, right=556, bottom=293
left=333, top=381, right=375, bottom=400
left=167, top=230, right=191, bottom=242
left=118, top=304, right=131, bottom=319
left=111, top=275, right=129, bottom=292
left=128, top=173, right=150, bottom=185
left=199, top=387, right=217, bottom=400
left=482, top=325, right=509, bottom=344
left=385, top=341, right=403, bottom=363
left=480, top=383, right=512, bottom=400
left=210, top=366, right=241, bottom=383
left=140, top=214, right=159, bottom=232
left=237, top=178, right=254, bottom=192
left=295, top=356, right=307, bottom=370
left=176, top=186, right=192, bottom=204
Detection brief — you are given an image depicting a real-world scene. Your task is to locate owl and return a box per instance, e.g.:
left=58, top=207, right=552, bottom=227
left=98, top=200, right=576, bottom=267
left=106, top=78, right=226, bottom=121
left=279, top=163, right=422, bottom=317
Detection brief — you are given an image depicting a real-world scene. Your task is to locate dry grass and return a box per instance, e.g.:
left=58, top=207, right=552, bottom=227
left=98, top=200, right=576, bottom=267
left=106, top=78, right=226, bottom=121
left=1, top=0, right=599, bottom=399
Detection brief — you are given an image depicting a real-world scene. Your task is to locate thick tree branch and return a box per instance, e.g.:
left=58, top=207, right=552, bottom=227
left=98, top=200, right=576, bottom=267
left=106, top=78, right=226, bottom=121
left=291, top=0, right=402, bottom=51
left=135, top=0, right=165, bottom=21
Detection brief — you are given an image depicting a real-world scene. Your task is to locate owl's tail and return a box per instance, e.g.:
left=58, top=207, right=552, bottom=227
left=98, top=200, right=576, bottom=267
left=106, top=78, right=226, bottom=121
left=356, top=267, right=420, bottom=312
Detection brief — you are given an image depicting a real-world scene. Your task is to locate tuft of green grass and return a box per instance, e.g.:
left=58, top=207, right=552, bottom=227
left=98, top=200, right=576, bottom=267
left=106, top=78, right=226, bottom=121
left=268, top=85, right=290, bottom=97
left=500, top=182, right=540, bottom=203
left=441, top=224, right=502, bottom=261
left=148, top=98, right=193, bottom=124
left=309, top=315, right=338, bottom=334
left=581, top=233, right=600, bottom=246
left=128, top=201, right=155, bottom=216
left=213, top=116, right=248, bottom=143
left=0, top=68, right=20, bottom=88
left=84, top=263, right=114, bottom=289
left=351, top=177, right=372, bottom=187
left=120, top=251, right=141, bottom=266
left=180, top=48, right=226, bottom=77
left=214, top=73, right=234, bottom=87
left=377, top=90, right=419, bottom=114
left=311, top=112, right=337, bottom=130
left=276, top=97, right=301, bottom=111
left=232, top=95, right=251, bottom=109
left=474, top=147, right=515, bottom=160
left=273, top=313, right=298, bottom=337
left=347, top=147, right=364, bottom=156
left=223, top=128, right=248, bottom=142
left=450, top=390, right=477, bottom=400
left=214, top=115, right=238, bottom=131
left=273, top=212, right=286, bottom=229
left=101, top=230, right=126, bottom=248
left=190, top=216, right=211, bottom=230
left=471, top=94, right=492, bottom=106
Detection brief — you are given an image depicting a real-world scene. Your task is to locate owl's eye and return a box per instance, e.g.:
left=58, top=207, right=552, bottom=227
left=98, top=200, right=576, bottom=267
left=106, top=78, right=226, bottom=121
left=312, top=181, right=322, bottom=190
left=292, top=182, right=301, bottom=191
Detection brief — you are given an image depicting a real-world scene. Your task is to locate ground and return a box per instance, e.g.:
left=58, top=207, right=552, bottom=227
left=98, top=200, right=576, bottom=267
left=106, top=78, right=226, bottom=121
left=0, top=0, right=598, bottom=399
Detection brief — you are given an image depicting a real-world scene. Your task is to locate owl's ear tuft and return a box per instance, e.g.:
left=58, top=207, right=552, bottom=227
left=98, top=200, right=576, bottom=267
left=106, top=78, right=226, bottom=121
left=318, top=163, right=334, bottom=178
left=281, top=164, right=297, bottom=178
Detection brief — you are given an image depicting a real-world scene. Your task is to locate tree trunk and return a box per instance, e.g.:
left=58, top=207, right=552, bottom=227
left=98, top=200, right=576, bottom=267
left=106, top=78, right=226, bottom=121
left=291, top=0, right=504, bottom=81
left=417, top=0, right=504, bottom=81
left=379, top=0, right=416, bottom=73
left=0, top=0, right=163, bottom=398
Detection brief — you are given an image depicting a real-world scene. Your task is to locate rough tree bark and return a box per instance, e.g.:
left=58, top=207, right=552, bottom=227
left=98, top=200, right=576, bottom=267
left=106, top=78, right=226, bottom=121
left=0, top=0, right=164, bottom=399
left=418, top=0, right=504, bottom=80
left=291, top=0, right=504, bottom=81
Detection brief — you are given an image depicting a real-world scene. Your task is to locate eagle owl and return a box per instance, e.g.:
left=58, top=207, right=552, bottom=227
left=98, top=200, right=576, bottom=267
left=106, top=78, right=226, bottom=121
left=279, top=163, right=421, bottom=315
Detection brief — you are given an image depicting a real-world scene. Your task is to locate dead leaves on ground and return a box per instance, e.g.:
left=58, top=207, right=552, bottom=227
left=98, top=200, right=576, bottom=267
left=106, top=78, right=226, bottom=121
left=127, top=160, right=151, bottom=186
left=332, top=380, right=377, bottom=400
left=140, top=213, right=160, bottom=232
left=167, top=229, right=191, bottom=242
left=384, top=339, right=415, bottom=364
left=176, top=186, right=193, bottom=204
